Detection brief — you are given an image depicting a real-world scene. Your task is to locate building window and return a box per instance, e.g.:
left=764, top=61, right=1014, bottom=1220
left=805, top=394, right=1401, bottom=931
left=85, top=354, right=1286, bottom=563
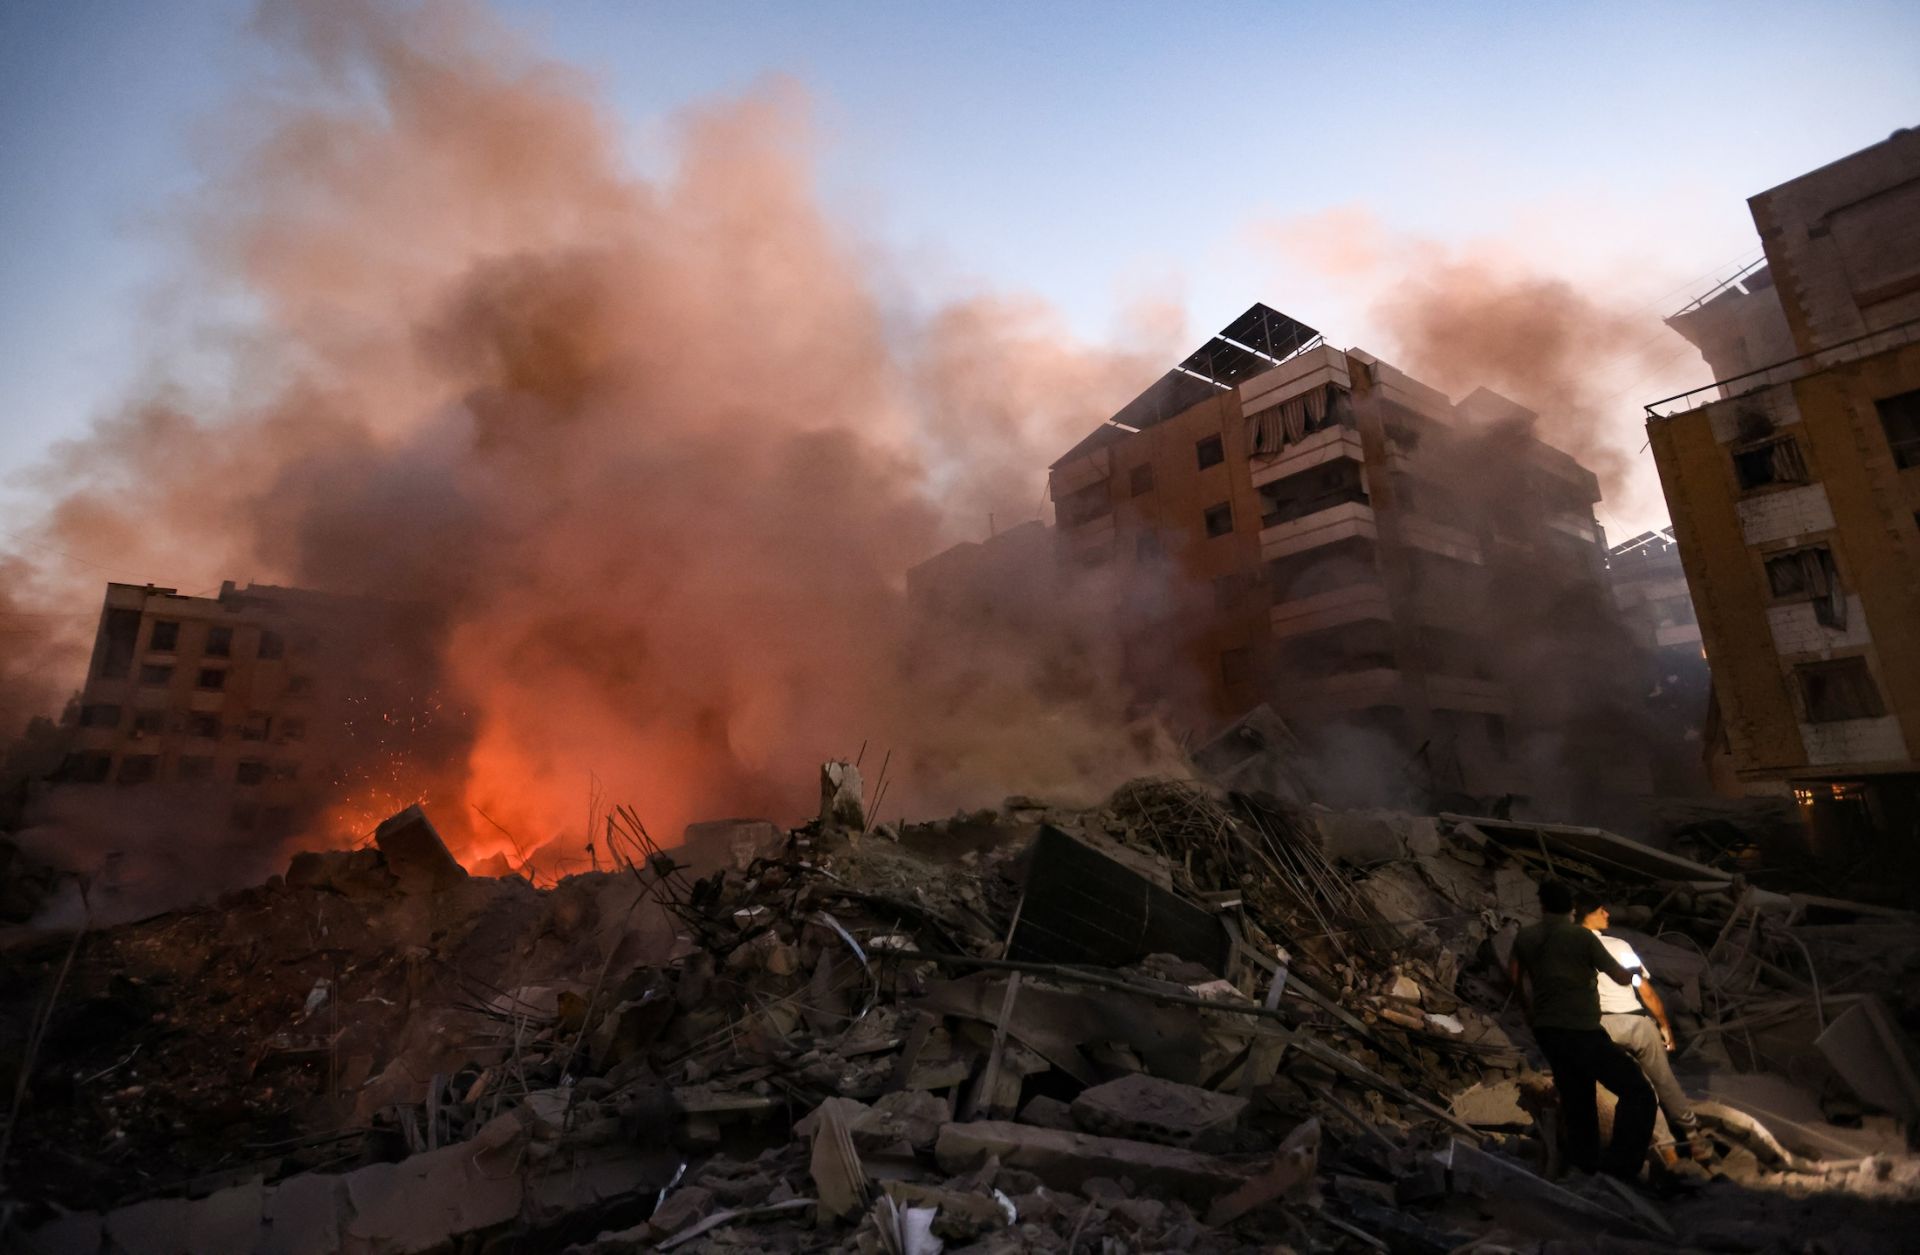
left=205, top=625, right=233, bottom=658
left=287, top=674, right=314, bottom=696
left=96, top=608, right=141, bottom=679
left=1057, top=480, right=1113, bottom=527
left=240, top=712, right=272, bottom=741
left=149, top=620, right=180, bottom=652
left=78, top=703, right=122, bottom=729
left=1731, top=434, right=1808, bottom=490
left=1220, top=647, right=1254, bottom=689
left=1764, top=545, right=1846, bottom=626
left=1135, top=532, right=1161, bottom=562
left=236, top=759, right=267, bottom=786
left=188, top=712, right=221, bottom=739
left=1876, top=389, right=1920, bottom=470
left=1129, top=464, right=1154, bottom=496
left=176, top=756, right=214, bottom=783
left=58, top=752, right=113, bottom=783
left=116, top=754, right=159, bottom=785
left=139, top=664, right=174, bottom=687
left=258, top=629, right=285, bottom=660
left=1203, top=502, right=1234, bottom=538
left=197, top=668, right=227, bottom=691
left=1796, top=657, right=1885, bottom=723
left=132, top=709, right=167, bottom=736
left=1196, top=435, right=1225, bottom=470
left=280, top=717, right=307, bottom=743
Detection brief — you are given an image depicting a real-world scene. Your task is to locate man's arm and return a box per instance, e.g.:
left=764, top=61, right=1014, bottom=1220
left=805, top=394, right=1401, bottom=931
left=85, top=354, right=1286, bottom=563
left=1637, top=980, right=1677, bottom=1051
left=1587, top=932, right=1639, bottom=986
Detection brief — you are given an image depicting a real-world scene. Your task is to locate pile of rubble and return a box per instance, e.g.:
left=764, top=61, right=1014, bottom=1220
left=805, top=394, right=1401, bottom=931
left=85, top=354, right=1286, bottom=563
left=6, top=738, right=1920, bottom=1252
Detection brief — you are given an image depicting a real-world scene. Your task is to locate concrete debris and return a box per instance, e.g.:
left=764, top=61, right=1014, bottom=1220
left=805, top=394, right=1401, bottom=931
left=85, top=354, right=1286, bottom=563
left=8, top=777, right=1920, bottom=1254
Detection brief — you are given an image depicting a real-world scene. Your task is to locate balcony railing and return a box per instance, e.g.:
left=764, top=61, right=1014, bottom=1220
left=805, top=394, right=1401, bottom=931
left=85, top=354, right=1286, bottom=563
left=1646, top=315, right=1920, bottom=420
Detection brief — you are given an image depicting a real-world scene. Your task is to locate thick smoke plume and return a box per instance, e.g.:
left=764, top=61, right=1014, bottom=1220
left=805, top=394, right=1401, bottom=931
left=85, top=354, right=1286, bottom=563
left=1, top=0, right=1187, bottom=899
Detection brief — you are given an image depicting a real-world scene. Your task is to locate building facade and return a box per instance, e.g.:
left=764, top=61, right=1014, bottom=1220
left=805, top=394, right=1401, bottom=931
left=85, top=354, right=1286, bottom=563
left=1648, top=127, right=1920, bottom=846
left=1048, top=304, right=1626, bottom=808
left=50, top=580, right=443, bottom=844
left=1607, top=527, right=1713, bottom=793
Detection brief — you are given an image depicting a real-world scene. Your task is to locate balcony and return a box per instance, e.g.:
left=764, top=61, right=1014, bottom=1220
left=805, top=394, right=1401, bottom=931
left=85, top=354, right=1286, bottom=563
left=1268, top=583, right=1393, bottom=640
left=1249, top=426, right=1364, bottom=489
left=1399, top=515, right=1484, bottom=564
left=1238, top=342, right=1351, bottom=416
left=1287, top=667, right=1406, bottom=713
left=1260, top=500, right=1378, bottom=562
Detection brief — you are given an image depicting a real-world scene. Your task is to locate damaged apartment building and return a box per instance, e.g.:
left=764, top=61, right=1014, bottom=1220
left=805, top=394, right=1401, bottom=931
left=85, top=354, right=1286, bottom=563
left=41, top=580, right=452, bottom=846
left=1649, top=125, right=1920, bottom=848
left=1044, top=304, right=1628, bottom=809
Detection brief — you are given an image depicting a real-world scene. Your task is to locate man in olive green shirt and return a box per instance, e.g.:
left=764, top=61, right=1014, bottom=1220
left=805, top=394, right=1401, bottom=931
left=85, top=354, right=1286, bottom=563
left=1508, top=880, right=1656, bottom=1180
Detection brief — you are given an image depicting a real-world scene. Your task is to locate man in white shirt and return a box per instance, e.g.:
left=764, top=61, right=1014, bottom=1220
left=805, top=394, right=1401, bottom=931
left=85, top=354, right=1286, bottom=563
left=1574, top=890, right=1702, bottom=1147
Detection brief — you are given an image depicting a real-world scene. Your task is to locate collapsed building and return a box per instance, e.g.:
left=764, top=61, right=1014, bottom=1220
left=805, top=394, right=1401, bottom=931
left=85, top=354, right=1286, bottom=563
left=5, top=757, right=1920, bottom=1254
left=1038, top=304, right=1652, bottom=814
left=1606, top=528, right=1713, bottom=795
left=1649, top=126, right=1920, bottom=851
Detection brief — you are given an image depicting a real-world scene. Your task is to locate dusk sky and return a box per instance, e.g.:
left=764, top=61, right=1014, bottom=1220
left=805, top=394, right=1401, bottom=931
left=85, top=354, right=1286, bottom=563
left=3, top=0, right=1918, bottom=539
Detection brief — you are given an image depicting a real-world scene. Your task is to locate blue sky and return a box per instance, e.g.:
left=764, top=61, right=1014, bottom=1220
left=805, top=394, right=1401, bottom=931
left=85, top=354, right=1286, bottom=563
left=3, top=0, right=1918, bottom=520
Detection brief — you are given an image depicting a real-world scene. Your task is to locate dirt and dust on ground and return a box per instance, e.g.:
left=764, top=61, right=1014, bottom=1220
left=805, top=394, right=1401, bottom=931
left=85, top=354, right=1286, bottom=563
left=4, top=708, right=1920, bottom=1254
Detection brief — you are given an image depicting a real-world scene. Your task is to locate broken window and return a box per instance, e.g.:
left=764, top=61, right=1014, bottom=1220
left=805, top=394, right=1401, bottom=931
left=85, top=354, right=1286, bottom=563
left=78, top=703, right=122, bottom=729
left=149, top=619, right=180, bottom=652
left=240, top=712, right=272, bottom=741
left=95, top=607, right=140, bottom=679
left=205, top=625, right=233, bottom=658
left=116, top=754, right=159, bottom=785
left=188, top=712, right=221, bottom=739
left=1219, top=647, right=1254, bottom=689
left=1731, top=434, right=1808, bottom=490
left=235, top=759, right=267, bottom=786
left=1876, top=388, right=1920, bottom=470
left=176, top=756, right=214, bottom=783
left=1796, top=657, right=1885, bottom=723
left=197, top=667, right=227, bottom=691
left=257, top=629, right=285, bottom=660
left=139, top=664, right=174, bottom=687
left=1128, top=464, right=1154, bottom=496
left=132, top=709, right=167, bottom=736
left=58, top=752, right=112, bottom=783
left=1195, top=434, right=1225, bottom=470
left=1203, top=502, right=1234, bottom=538
left=1057, top=480, right=1113, bottom=527
left=1764, top=545, right=1846, bottom=627
left=1259, top=458, right=1368, bottom=528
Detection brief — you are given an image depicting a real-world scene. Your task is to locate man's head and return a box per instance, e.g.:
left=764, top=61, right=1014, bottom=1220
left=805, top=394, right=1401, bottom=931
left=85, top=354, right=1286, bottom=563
left=1574, top=889, right=1610, bottom=931
left=1537, top=879, right=1574, bottom=917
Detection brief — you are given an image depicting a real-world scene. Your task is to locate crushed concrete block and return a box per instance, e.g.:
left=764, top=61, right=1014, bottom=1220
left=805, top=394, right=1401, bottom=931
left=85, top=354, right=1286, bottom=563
left=104, top=1196, right=193, bottom=1255
left=1450, top=1078, right=1531, bottom=1127
left=185, top=1176, right=266, bottom=1255
left=682, top=819, right=783, bottom=874
left=285, top=847, right=392, bottom=896
left=261, top=1170, right=346, bottom=1255
left=1070, top=1073, right=1247, bottom=1152
left=343, top=1134, right=525, bottom=1254
left=854, top=1088, right=949, bottom=1153
left=934, top=1120, right=1249, bottom=1205
left=647, top=1185, right=714, bottom=1238
left=374, top=806, right=467, bottom=895
left=1312, top=808, right=1407, bottom=865
left=1205, top=1117, right=1318, bottom=1226
left=1017, top=1095, right=1077, bottom=1131
left=819, top=761, right=865, bottom=829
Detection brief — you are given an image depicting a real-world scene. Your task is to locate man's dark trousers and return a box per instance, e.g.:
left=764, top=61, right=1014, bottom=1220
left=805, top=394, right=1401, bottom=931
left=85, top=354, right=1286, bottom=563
left=1534, top=1026, right=1656, bottom=1178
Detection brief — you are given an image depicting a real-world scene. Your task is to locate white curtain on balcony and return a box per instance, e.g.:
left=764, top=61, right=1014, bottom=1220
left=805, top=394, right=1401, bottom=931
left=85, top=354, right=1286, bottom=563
left=1248, top=387, right=1329, bottom=454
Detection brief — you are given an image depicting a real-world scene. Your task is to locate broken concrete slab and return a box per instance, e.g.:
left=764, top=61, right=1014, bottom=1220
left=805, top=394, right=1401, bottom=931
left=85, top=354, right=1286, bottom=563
left=819, top=760, right=865, bottom=829
left=1441, top=1139, right=1662, bottom=1241
left=681, top=818, right=783, bottom=874
left=1310, top=808, right=1407, bottom=865
left=1450, top=1077, right=1532, bottom=1127
left=1205, top=1117, right=1318, bottom=1226
left=260, top=1170, right=346, bottom=1255
left=14, top=1211, right=103, bottom=1255
left=1070, top=1073, right=1247, bottom=1153
left=373, top=805, right=467, bottom=895
left=934, top=1120, right=1249, bottom=1206
left=342, top=1121, right=525, bottom=1253
left=1816, top=996, right=1920, bottom=1124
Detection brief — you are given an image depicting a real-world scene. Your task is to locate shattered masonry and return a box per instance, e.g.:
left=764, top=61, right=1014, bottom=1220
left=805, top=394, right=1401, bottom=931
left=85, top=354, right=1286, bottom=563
left=7, top=759, right=1920, bottom=1254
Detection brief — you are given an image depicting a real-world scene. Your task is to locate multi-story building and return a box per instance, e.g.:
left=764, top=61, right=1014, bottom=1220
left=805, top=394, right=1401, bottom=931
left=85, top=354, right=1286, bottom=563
left=1648, top=126, right=1920, bottom=847
left=1048, top=303, right=1627, bottom=809
left=1607, top=527, right=1712, bottom=793
left=49, top=580, right=442, bottom=843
